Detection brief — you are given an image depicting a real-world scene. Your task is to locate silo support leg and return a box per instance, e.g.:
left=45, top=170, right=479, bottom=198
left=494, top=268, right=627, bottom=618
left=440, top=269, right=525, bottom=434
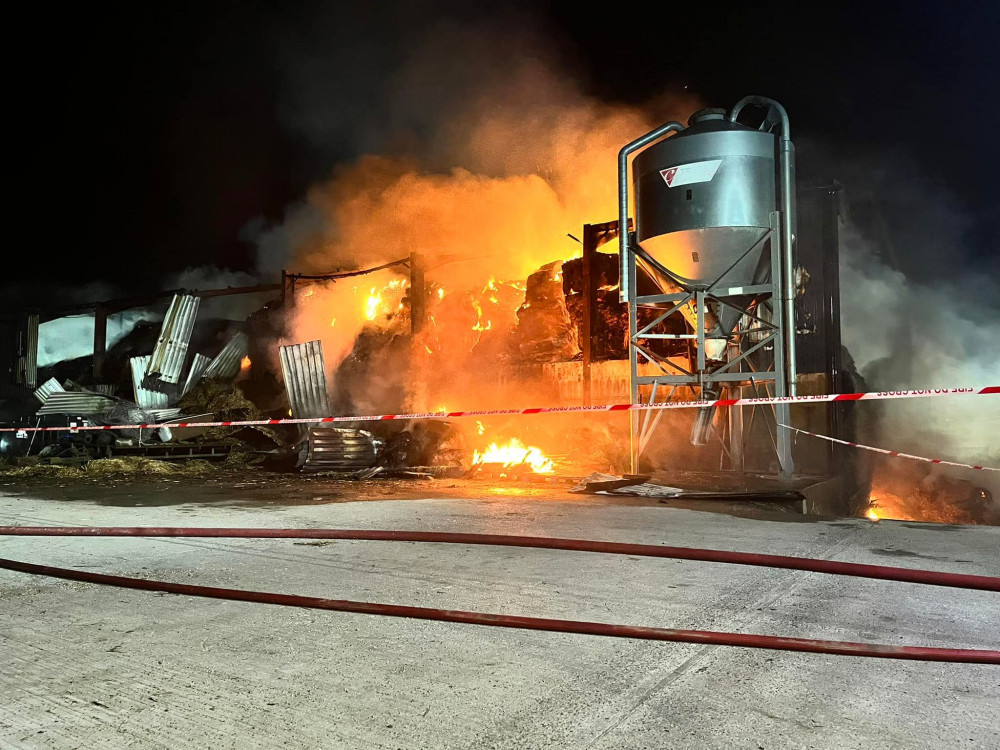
left=775, top=402, right=794, bottom=478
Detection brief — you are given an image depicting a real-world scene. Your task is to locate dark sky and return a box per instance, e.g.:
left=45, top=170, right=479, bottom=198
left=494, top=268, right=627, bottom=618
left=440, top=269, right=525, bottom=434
left=12, top=0, right=998, bottom=309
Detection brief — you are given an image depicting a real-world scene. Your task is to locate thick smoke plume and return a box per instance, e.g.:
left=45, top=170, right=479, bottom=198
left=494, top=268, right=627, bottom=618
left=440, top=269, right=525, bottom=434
left=243, top=13, right=700, bottom=471
left=250, top=15, right=698, bottom=385
left=839, top=218, right=1000, bottom=506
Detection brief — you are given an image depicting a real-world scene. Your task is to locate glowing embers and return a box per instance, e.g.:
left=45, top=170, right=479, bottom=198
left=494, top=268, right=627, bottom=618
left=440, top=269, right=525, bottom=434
left=472, top=438, right=554, bottom=475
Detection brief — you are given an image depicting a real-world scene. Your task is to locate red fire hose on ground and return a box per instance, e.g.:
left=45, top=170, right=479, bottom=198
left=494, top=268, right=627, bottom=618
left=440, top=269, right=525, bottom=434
left=1, top=527, right=998, bottom=664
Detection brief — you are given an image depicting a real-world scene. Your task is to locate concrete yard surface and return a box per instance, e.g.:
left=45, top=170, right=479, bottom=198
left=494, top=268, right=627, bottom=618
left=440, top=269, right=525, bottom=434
left=1, top=485, right=998, bottom=749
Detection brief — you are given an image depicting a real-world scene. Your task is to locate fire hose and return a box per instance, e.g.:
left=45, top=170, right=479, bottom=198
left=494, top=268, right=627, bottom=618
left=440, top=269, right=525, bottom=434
left=2, top=527, right=998, bottom=664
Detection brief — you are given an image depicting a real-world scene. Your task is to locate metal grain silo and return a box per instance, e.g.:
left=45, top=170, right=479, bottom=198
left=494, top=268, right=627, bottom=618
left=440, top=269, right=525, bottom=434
left=618, top=96, right=797, bottom=476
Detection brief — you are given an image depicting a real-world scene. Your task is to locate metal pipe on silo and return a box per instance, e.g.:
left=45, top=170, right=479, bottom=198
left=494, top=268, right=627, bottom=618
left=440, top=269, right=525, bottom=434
left=617, top=122, right=685, bottom=305
left=730, top=96, right=797, bottom=396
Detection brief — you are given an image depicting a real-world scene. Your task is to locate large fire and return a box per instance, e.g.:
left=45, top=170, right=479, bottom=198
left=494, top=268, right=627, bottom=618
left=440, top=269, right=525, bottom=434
left=271, top=81, right=701, bottom=479
left=472, top=438, right=554, bottom=474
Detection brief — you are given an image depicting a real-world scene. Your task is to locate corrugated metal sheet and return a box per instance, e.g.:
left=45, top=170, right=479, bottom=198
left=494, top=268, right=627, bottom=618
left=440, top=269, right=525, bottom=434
left=36, top=391, right=114, bottom=416
left=33, top=377, right=65, bottom=404
left=131, top=356, right=170, bottom=410
left=279, top=340, right=330, bottom=418
left=299, top=428, right=378, bottom=473
left=181, top=353, right=211, bottom=395
left=91, top=384, right=116, bottom=396
left=148, top=407, right=182, bottom=421
left=202, top=332, right=248, bottom=381
left=144, top=294, right=200, bottom=393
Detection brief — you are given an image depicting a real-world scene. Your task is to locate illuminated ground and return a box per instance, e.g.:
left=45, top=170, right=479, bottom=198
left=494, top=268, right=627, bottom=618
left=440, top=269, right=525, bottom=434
left=1, top=481, right=997, bottom=749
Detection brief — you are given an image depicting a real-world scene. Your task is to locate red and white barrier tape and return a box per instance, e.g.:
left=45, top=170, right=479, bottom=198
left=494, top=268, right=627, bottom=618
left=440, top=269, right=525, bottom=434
left=780, top=424, right=999, bottom=473
left=2, top=385, right=997, bottom=433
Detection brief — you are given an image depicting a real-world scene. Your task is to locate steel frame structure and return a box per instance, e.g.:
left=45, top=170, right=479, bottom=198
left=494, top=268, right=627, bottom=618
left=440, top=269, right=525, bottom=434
left=627, top=211, right=794, bottom=477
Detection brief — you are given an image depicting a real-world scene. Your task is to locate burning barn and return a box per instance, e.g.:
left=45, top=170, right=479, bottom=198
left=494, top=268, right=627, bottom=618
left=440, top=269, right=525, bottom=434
left=0, top=95, right=934, bottom=519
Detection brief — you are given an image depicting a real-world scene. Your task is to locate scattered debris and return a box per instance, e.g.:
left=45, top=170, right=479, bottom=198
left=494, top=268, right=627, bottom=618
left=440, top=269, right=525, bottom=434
left=84, top=457, right=215, bottom=476
left=570, top=472, right=679, bottom=497
left=570, top=472, right=653, bottom=494
left=178, top=379, right=283, bottom=446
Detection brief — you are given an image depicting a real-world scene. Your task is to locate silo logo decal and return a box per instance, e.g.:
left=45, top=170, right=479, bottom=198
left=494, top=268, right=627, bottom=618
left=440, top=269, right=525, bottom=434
left=660, top=159, right=723, bottom=188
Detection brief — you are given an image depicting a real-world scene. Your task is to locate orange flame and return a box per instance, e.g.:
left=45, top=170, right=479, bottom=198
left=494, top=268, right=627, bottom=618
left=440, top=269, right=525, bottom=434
left=473, top=438, right=553, bottom=474
left=866, top=508, right=880, bottom=522
left=240, top=356, right=251, bottom=371
left=364, top=288, right=382, bottom=321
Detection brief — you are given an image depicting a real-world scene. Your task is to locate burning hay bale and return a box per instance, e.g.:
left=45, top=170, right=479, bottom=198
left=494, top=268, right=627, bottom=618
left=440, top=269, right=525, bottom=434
left=331, top=329, right=412, bottom=416
left=515, top=261, right=579, bottom=362
left=561, top=254, right=630, bottom=360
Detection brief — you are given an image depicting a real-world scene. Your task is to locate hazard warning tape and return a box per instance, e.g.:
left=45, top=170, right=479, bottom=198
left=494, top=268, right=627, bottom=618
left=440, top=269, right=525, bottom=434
left=780, top=424, right=1000, bottom=473
left=1, top=385, right=997, bottom=433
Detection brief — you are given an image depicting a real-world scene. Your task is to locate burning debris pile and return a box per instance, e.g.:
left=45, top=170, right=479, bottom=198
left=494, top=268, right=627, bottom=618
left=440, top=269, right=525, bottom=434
left=867, top=461, right=997, bottom=525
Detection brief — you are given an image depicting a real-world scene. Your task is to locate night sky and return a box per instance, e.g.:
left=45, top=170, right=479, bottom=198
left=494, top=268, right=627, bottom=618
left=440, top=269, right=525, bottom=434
left=12, top=0, right=998, bottom=310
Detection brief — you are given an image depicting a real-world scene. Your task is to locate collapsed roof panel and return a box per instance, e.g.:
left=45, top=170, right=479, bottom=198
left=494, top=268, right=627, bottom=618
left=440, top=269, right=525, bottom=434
left=33, top=376, right=64, bottom=404
left=144, top=294, right=200, bottom=394
left=279, top=340, right=330, bottom=419
left=131, top=355, right=170, bottom=410
left=202, top=332, right=248, bottom=381
left=36, top=391, right=114, bottom=416
left=181, top=353, right=211, bottom=396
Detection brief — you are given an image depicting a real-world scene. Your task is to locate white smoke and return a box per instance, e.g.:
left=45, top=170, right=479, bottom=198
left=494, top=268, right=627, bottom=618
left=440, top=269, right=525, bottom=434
left=840, top=223, right=1000, bottom=471
left=37, top=310, right=157, bottom=368
left=38, top=266, right=271, bottom=368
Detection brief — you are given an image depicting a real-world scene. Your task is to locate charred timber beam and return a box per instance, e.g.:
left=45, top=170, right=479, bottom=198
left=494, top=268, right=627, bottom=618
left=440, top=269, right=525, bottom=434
left=410, top=252, right=426, bottom=334
left=581, top=224, right=598, bottom=406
